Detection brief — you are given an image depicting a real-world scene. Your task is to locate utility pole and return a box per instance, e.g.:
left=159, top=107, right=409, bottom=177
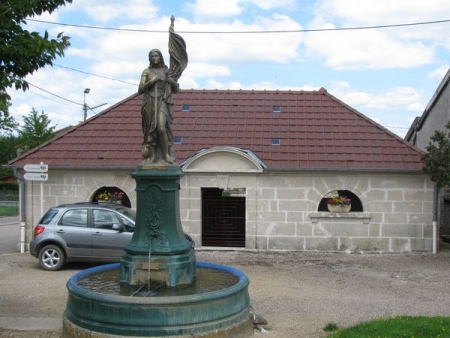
left=82, top=88, right=107, bottom=121
left=83, top=88, right=90, bottom=121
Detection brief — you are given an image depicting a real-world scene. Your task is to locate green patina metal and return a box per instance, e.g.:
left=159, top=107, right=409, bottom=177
left=64, top=262, right=253, bottom=337
left=63, top=166, right=253, bottom=337
left=120, top=166, right=196, bottom=287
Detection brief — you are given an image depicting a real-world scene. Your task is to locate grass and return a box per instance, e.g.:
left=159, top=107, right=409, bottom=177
left=324, top=323, right=339, bottom=332
left=0, top=205, right=19, bottom=216
left=327, top=316, right=450, bottom=338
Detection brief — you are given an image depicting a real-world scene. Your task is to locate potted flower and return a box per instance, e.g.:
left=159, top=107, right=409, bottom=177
left=96, top=191, right=124, bottom=204
left=326, top=196, right=351, bottom=213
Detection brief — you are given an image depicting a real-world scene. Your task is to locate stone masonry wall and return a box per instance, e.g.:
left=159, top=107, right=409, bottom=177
left=180, top=171, right=434, bottom=253
left=22, top=169, right=434, bottom=253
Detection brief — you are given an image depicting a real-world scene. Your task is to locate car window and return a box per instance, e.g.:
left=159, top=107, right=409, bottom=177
left=93, top=209, right=120, bottom=229
left=119, top=215, right=134, bottom=232
left=39, top=208, right=59, bottom=225
left=59, top=209, right=88, bottom=227
left=116, top=207, right=136, bottom=222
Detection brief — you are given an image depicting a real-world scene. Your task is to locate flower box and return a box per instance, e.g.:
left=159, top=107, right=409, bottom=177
left=327, top=203, right=351, bottom=213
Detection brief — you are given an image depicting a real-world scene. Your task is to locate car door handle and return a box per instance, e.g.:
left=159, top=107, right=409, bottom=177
left=56, top=229, right=65, bottom=233
left=93, top=232, right=102, bottom=236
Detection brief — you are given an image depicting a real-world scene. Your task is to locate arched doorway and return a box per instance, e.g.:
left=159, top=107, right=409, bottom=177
left=92, top=186, right=132, bottom=208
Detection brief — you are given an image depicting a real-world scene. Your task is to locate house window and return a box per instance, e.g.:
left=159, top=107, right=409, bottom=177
left=174, top=137, right=182, bottom=144
left=273, top=105, right=281, bottom=113
left=182, top=105, right=190, bottom=111
left=318, top=190, right=363, bottom=212
left=272, top=138, right=280, bottom=145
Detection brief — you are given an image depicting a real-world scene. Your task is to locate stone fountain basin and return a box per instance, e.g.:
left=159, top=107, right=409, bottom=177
left=63, top=261, right=253, bottom=337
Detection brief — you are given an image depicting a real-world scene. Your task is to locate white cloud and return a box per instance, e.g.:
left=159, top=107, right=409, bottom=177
left=314, top=0, right=450, bottom=25
left=184, top=62, right=231, bottom=78
left=187, top=0, right=243, bottom=19
left=305, top=24, right=433, bottom=70
left=428, top=65, right=449, bottom=79
left=185, top=14, right=304, bottom=63
left=329, top=81, right=425, bottom=112
left=67, top=0, right=160, bottom=23
left=244, top=0, right=297, bottom=10
left=307, top=0, right=450, bottom=70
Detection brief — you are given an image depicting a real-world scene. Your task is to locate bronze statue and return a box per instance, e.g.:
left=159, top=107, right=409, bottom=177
left=139, top=16, right=188, bottom=164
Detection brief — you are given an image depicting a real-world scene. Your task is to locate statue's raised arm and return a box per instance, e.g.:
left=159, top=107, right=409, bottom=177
left=139, top=16, right=188, bottom=165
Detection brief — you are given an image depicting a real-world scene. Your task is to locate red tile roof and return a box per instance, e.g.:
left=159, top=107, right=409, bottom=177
left=8, top=88, right=425, bottom=171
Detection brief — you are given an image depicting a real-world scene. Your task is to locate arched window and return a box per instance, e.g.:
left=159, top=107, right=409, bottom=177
left=318, top=190, right=363, bottom=212
left=92, top=187, right=131, bottom=208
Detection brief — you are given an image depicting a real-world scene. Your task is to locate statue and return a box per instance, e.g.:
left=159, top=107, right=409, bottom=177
left=139, top=16, right=188, bottom=164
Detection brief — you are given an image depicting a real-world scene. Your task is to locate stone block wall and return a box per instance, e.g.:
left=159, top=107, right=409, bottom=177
left=180, top=171, right=434, bottom=253
left=21, top=169, right=434, bottom=253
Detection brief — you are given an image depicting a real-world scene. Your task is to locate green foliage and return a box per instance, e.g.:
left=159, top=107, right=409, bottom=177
left=0, top=100, right=18, bottom=134
left=0, top=206, right=19, bottom=216
left=0, top=0, right=72, bottom=131
left=17, top=108, right=56, bottom=151
left=0, top=134, right=19, bottom=178
left=0, top=180, right=19, bottom=202
left=422, top=120, right=450, bottom=188
left=324, top=323, right=339, bottom=332
left=327, top=316, right=450, bottom=338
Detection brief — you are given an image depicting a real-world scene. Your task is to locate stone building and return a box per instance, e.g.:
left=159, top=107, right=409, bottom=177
left=406, top=68, right=450, bottom=239
left=8, top=88, right=434, bottom=252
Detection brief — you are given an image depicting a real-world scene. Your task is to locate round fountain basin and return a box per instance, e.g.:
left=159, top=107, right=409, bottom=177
left=64, top=261, right=253, bottom=337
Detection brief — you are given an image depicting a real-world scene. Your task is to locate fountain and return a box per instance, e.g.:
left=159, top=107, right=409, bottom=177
left=63, top=17, right=253, bottom=338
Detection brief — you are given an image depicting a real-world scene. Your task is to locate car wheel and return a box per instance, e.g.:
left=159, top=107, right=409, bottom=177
left=38, top=244, right=66, bottom=271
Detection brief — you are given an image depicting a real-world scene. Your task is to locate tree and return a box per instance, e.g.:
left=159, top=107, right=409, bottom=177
left=17, top=108, right=56, bottom=152
left=422, top=120, right=450, bottom=188
left=0, top=100, right=18, bottom=134
left=0, top=134, right=19, bottom=178
left=0, top=0, right=72, bottom=131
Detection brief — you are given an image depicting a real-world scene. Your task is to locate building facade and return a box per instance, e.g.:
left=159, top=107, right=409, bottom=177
left=10, top=89, right=434, bottom=252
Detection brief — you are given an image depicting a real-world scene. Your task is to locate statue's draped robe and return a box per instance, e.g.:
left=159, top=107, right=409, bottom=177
left=141, top=31, right=188, bottom=153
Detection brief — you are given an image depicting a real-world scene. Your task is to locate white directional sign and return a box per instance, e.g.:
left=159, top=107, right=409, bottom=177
left=24, top=164, right=48, bottom=172
left=24, top=173, right=48, bottom=181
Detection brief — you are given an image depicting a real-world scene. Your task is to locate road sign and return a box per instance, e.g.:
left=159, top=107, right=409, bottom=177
left=24, top=164, right=48, bottom=172
left=24, top=173, right=48, bottom=181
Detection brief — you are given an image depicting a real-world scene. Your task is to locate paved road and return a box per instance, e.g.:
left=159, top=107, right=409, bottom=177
left=0, top=216, right=20, bottom=255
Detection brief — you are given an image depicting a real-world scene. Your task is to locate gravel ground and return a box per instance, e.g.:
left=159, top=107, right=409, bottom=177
left=1, top=220, right=450, bottom=337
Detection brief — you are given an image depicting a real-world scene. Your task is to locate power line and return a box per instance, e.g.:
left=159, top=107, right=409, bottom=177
left=54, top=64, right=138, bottom=86
left=28, top=82, right=83, bottom=106
left=27, top=18, right=450, bottom=34
left=27, top=88, right=77, bottom=107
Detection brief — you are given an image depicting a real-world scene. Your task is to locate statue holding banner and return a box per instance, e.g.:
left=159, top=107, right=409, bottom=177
left=139, top=16, right=188, bottom=164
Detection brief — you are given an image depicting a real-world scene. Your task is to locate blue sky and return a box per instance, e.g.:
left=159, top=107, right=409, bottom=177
left=8, top=0, right=450, bottom=138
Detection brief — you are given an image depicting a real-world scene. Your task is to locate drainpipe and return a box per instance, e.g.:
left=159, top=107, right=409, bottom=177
left=432, top=183, right=439, bottom=254
left=13, top=168, right=26, bottom=253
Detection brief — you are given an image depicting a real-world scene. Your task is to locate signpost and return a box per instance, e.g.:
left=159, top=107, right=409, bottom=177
left=24, top=163, right=49, bottom=228
left=24, top=173, right=48, bottom=181
left=24, top=164, right=48, bottom=173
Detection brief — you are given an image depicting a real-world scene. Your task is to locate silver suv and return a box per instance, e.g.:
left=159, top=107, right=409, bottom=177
left=30, top=202, right=136, bottom=271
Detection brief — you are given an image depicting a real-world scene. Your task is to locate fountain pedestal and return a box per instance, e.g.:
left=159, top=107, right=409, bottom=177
left=64, top=163, right=253, bottom=337
left=120, top=164, right=195, bottom=287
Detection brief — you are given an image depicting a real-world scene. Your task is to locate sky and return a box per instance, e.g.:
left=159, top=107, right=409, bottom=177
left=8, top=0, right=450, bottom=138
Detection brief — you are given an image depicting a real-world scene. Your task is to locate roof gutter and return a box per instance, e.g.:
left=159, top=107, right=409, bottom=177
left=13, top=168, right=26, bottom=253
left=433, top=183, right=439, bottom=254
left=6, top=165, right=424, bottom=174
left=6, top=165, right=138, bottom=171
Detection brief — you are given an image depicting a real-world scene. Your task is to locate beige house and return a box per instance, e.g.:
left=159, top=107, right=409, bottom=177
left=8, top=88, right=434, bottom=252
